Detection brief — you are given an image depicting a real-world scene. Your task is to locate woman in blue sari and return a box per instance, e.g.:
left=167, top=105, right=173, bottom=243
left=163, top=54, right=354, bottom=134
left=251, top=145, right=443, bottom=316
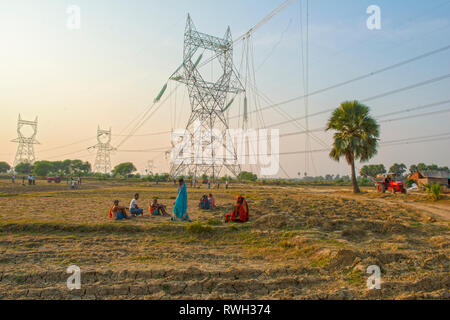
left=173, top=178, right=191, bottom=222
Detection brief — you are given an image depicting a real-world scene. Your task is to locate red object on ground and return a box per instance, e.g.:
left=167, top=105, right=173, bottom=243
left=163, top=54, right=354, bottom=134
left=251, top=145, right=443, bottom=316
left=225, top=195, right=249, bottom=223
left=375, top=174, right=407, bottom=194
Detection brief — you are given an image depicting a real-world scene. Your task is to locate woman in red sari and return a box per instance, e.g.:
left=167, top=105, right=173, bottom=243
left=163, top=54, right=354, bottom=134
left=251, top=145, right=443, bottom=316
left=225, top=195, right=249, bottom=223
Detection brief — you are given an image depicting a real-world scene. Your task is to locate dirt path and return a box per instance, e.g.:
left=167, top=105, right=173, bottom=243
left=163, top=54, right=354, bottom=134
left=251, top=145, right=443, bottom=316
left=277, top=185, right=450, bottom=221
left=338, top=193, right=450, bottom=221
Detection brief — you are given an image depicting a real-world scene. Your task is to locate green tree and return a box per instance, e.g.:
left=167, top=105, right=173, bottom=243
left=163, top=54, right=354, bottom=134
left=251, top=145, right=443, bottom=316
left=238, top=171, right=258, bottom=182
left=112, top=162, right=136, bottom=177
left=417, top=163, right=427, bottom=172
left=389, top=163, right=407, bottom=177
left=33, top=161, right=54, bottom=177
left=15, top=162, right=34, bottom=174
left=326, top=101, right=380, bottom=193
left=0, top=161, right=11, bottom=173
left=409, top=164, right=418, bottom=174
left=360, top=164, right=386, bottom=178
left=70, top=160, right=91, bottom=175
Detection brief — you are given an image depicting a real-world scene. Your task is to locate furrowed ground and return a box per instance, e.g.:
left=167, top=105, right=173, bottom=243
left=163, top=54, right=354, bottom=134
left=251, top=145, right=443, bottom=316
left=0, top=179, right=448, bottom=300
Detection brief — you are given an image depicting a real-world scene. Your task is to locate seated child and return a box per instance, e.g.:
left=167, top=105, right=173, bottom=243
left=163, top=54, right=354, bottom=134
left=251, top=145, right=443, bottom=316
left=225, top=195, right=249, bottom=223
left=109, top=200, right=129, bottom=220
left=198, top=194, right=210, bottom=210
left=208, top=193, right=215, bottom=208
left=149, top=198, right=170, bottom=216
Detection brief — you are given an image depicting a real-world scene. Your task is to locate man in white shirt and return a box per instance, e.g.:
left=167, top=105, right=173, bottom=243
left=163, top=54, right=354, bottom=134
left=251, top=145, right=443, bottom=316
left=130, top=193, right=144, bottom=216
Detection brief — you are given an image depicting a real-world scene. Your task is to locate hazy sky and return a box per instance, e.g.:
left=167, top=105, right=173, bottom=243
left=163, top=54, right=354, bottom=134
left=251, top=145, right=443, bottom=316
left=1, top=0, right=449, bottom=177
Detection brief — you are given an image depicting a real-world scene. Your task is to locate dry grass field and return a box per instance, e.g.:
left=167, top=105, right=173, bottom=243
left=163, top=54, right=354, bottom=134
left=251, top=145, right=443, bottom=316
left=0, top=179, right=448, bottom=300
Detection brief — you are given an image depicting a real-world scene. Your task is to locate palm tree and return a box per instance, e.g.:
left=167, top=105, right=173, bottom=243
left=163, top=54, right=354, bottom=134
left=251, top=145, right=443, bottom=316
left=326, top=101, right=380, bottom=193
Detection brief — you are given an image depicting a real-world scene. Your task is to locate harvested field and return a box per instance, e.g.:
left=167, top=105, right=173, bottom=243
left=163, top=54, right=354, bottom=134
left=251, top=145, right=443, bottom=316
left=0, top=180, right=449, bottom=300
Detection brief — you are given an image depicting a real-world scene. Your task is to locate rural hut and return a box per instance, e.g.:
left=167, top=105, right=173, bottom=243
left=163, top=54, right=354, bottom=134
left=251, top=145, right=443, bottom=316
left=409, top=171, right=450, bottom=189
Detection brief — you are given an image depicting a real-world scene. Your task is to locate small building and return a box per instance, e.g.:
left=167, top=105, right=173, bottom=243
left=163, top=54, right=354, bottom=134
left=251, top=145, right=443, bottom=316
left=409, top=171, right=449, bottom=188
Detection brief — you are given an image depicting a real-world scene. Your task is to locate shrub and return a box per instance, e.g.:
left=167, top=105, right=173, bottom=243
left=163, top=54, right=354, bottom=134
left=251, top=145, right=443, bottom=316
left=206, top=219, right=222, bottom=226
left=423, top=183, right=442, bottom=201
left=186, top=221, right=212, bottom=234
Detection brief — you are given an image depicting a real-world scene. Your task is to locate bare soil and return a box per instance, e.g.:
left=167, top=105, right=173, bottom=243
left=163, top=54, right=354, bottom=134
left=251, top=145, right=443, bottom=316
left=0, top=180, right=448, bottom=300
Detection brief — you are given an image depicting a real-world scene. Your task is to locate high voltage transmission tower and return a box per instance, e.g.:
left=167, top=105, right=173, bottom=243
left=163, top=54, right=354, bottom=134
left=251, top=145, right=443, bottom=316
left=168, top=14, right=244, bottom=180
left=92, top=127, right=114, bottom=174
left=146, top=160, right=154, bottom=175
left=12, top=114, right=39, bottom=167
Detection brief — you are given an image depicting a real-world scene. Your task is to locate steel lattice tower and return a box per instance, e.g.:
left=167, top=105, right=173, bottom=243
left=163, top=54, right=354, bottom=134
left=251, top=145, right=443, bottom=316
left=12, top=114, right=40, bottom=167
left=93, top=127, right=113, bottom=174
left=169, top=14, right=244, bottom=180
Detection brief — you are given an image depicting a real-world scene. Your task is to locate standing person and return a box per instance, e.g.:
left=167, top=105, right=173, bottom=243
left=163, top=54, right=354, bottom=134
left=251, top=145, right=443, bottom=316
left=172, top=178, right=190, bottom=222
left=129, top=193, right=144, bottom=216
left=208, top=181, right=211, bottom=189
left=71, top=179, right=76, bottom=189
left=12, top=175, right=15, bottom=184
left=78, top=177, right=81, bottom=185
left=32, top=175, right=36, bottom=185
left=28, top=175, right=32, bottom=185
left=22, top=176, right=26, bottom=186
left=226, top=180, right=229, bottom=189
left=217, top=181, right=220, bottom=189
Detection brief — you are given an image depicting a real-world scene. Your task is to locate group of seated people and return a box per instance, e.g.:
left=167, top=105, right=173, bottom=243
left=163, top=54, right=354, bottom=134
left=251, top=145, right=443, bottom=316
left=108, top=193, right=170, bottom=220
left=108, top=192, right=250, bottom=223
left=198, top=193, right=215, bottom=210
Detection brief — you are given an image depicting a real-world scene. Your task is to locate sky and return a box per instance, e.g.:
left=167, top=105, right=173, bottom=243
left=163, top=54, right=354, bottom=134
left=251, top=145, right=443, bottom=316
left=1, top=0, right=449, bottom=177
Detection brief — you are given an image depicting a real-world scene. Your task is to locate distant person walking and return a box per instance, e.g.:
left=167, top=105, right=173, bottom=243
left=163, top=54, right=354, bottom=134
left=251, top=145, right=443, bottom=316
left=32, top=175, right=36, bottom=185
left=172, top=178, right=190, bottom=222
left=226, top=180, right=229, bottom=189
left=27, top=175, right=32, bottom=185
left=78, top=177, right=81, bottom=185
left=129, top=193, right=144, bottom=216
left=12, top=175, right=15, bottom=184
left=217, top=181, right=220, bottom=189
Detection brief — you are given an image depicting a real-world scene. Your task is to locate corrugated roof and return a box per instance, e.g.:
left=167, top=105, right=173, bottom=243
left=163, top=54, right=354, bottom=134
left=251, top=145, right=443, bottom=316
left=420, top=171, right=449, bottom=178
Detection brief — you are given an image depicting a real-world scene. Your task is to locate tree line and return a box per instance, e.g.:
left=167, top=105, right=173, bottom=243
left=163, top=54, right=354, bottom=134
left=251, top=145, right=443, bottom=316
left=360, top=163, right=449, bottom=178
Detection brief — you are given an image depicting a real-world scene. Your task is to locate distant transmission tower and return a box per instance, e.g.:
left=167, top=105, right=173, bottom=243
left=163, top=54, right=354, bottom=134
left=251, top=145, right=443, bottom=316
left=168, top=14, right=244, bottom=180
left=12, top=114, right=39, bottom=167
left=146, top=160, right=154, bottom=175
left=93, top=127, right=113, bottom=174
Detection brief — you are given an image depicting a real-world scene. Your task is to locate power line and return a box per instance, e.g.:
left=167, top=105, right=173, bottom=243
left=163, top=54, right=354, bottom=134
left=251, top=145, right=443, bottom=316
left=230, top=44, right=450, bottom=120
left=262, top=73, right=450, bottom=129
left=277, top=99, right=450, bottom=138
left=379, top=107, right=450, bottom=123
left=235, top=132, right=450, bottom=157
